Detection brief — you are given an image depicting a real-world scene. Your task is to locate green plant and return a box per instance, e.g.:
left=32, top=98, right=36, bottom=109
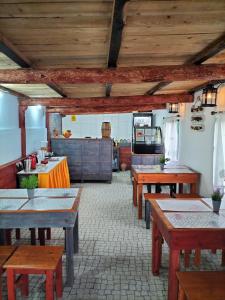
left=20, top=175, right=38, bottom=189
left=212, top=188, right=224, bottom=201
left=159, top=155, right=170, bottom=165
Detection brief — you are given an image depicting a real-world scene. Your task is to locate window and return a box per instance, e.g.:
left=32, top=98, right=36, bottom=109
left=164, top=119, right=179, bottom=161
left=213, top=114, right=225, bottom=187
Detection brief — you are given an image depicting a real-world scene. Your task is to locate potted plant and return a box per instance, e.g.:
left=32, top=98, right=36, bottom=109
left=159, top=155, right=170, bottom=170
left=211, top=187, right=224, bottom=213
left=20, top=175, right=38, bottom=199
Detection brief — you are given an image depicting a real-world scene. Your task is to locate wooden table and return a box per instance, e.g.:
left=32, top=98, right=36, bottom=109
left=150, top=198, right=225, bottom=300
left=132, top=165, right=200, bottom=219
left=18, top=157, right=70, bottom=188
left=0, top=188, right=81, bottom=286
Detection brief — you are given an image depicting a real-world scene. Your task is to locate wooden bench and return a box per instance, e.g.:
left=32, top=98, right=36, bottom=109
left=3, top=245, right=64, bottom=300
left=0, top=246, right=17, bottom=300
left=144, top=193, right=171, bottom=229
left=177, top=271, right=225, bottom=300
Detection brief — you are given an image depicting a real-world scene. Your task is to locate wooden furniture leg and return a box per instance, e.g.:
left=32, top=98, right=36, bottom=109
left=65, top=227, right=75, bottom=286
left=221, top=249, right=225, bottom=266
left=138, top=183, right=143, bottom=219
left=7, top=269, right=16, bottom=300
left=168, top=249, right=180, bottom=300
left=133, top=179, right=137, bottom=207
left=46, top=270, right=54, bottom=300
left=152, top=221, right=162, bottom=275
left=178, top=285, right=186, bottom=300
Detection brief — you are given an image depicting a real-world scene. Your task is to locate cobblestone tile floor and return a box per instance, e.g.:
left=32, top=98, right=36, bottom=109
left=2, top=171, right=224, bottom=299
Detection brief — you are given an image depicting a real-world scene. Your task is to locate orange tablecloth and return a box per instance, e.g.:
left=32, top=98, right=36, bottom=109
left=38, top=157, right=70, bottom=188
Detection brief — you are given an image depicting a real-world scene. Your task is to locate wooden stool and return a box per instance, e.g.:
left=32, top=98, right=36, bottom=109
left=4, top=245, right=64, bottom=300
left=144, top=193, right=171, bottom=229
left=0, top=246, right=17, bottom=300
left=177, top=271, right=225, bottom=300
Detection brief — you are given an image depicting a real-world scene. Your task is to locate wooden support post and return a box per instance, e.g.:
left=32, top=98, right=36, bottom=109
left=19, top=105, right=27, bottom=157
left=46, top=112, right=51, bottom=152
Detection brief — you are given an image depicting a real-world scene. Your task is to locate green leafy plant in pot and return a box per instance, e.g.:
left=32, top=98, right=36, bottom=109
left=159, top=155, right=170, bottom=170
left=211, top=187, right=224, bottom=213
left=20, top=175, right=38, bottom=199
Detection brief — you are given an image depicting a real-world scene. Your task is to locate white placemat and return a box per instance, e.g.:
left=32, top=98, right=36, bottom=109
left=156, top=199, right=211, bottom=212
left=165, top=212, right=225, bottom=228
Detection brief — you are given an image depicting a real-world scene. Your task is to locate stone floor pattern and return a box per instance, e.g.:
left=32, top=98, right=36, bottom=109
left=2, top=172, right=224, bottom=299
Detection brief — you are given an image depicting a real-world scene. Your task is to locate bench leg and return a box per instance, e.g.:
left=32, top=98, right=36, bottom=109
left=56, top=259, right=63, bottom=298
left=7, top=269, right=16, bottom=300
left=20, top=274, right=29, bottom=297
left=46, top=270, right=54, bottom=300
left=15, top=229, right=21, bottom=240
left=46, top=228, right=51, bottom=240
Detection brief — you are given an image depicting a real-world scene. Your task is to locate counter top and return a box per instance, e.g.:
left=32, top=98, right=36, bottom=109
left=17, top=156, right=67, bottom=175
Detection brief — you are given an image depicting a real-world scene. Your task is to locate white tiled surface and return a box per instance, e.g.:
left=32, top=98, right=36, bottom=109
left=2, top=172, right=224, bottom=300
left=156, top=199, right=211, bottom=212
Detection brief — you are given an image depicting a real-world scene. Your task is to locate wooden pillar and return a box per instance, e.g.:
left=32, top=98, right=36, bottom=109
left=19, top=105, right=27, bottom=157
left=46, top=111, right=51, bottom=151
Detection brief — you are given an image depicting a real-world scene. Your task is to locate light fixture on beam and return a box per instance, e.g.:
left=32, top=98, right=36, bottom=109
left=201, top=84, right=217, bottom=107
left=168, top=103, right=179, bottom=113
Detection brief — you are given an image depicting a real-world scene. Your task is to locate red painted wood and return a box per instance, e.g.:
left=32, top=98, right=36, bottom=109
left=152, top=221, right=162, bottom=275
left=0, top=158, right=23, bottom=188
left=19, top=106, right=26, bottom=157
left=20, top=93, right=192, bottom=107
left=138, top=184, right=143, bottom=219
left=46, top=270, right=54, bottom=300
left=133, top=179, right=137, bottom=207
left=56, top=259, right=63, bottom=298
left=7, top=269, right=16, bottom=300
left=168, top=250, right=180, bottom=300
left=0, top=65, right=225, bottom=84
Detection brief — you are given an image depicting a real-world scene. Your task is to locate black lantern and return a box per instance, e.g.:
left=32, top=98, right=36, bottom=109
left=201, top=84, right=217, bottom=107
left=168, top=103, right=179, bottom=113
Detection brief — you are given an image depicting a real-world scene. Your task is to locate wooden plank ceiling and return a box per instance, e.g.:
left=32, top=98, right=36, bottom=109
left=0, top=0, right=224, bottom=112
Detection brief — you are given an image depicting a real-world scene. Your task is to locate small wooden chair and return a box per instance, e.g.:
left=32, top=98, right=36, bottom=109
left=3, top=245, right=64, bottom=300
left=144, top=193, right=171, bottom=229
left=177, top=271, right=225, bottom=300
left=0, top=246, right=17, bottom=300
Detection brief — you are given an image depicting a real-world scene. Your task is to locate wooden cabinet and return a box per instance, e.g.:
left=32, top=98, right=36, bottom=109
left=119, top=145, right=132, bottom=170
left=51, top=138, right=112, bottom=182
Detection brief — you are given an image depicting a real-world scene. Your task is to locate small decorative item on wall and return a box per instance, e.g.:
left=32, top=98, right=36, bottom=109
left=191, top=97, right=205, bottom=132
left=71, top=115, right=77, bottom=122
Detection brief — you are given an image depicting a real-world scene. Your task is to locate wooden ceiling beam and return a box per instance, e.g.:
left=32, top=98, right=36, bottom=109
left=146, top=32, right=225, bottom=95
left=0, top=32, right=66, bottom=97
left=1, top=64, right=225, bottom=84
left=46, top=104, right=166, bottom=115
left=0, top=85, right=29, bottom=98
left=107, top=0, right=129, bottom=69
left=186, top=32, right=225, bottom=65
left=20, top=93, right=192, bottom=107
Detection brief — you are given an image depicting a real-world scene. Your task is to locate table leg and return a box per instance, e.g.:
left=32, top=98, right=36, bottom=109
left=138, top=183, right=143, bottom=219
left=145, top=200, right=151, bottom=229
left=178, top=184, right=183, bottom=194
left=152, top=220, right=162, bottom=275
left=0, top=229, right=6, bottom=245
left=133, top=179, right=137, bottom=207
left=168, top=249, right=180, bottom=300
left=190, top=182, right=197, bottom=194
left=74, top=212, right=79, bottom=254
left=65, top=227, right=75, bottom=287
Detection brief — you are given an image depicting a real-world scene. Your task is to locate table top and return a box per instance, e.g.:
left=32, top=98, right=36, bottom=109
left=17, top=156, right=66, bottom=175
left=0, top=188, right=79, bottom=198
left=0, top=188, right=81, bottom=213
left=132, top=164, right=196, bottom=174
left=151, top=198, right=225, bottom=230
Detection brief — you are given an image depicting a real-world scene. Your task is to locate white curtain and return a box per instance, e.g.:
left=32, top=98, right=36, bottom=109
left=213, top=114, right=225, bottom=187
left=164, top=119, right=179, bottom=161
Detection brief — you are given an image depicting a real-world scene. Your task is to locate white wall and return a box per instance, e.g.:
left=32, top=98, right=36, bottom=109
left=25, top=106, right=47, bottom=154
left=62, top=113, right=133, bottom=140
left=0, top=91, right=21, bottom=165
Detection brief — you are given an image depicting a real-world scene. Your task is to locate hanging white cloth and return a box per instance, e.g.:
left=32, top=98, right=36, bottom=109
left=164, top=119, right=179, bottom=161
left=213, top=114, right=225, bottom=188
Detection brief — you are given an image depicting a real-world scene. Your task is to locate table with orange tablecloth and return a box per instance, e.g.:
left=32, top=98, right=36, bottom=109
left=18, top=156, right=70, bottom=188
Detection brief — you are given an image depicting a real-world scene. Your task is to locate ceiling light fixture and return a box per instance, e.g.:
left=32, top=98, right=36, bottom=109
left=168, top=103, right=179, bottom=113
left=201, top=84, right=217, bottom=107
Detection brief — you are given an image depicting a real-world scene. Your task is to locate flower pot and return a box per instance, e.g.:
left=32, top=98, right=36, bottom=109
left=212, top=199, right=221, bottom=213
left=27, top=189, right=35, bottom=199
left=160, top=164, right=165, bottom=171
